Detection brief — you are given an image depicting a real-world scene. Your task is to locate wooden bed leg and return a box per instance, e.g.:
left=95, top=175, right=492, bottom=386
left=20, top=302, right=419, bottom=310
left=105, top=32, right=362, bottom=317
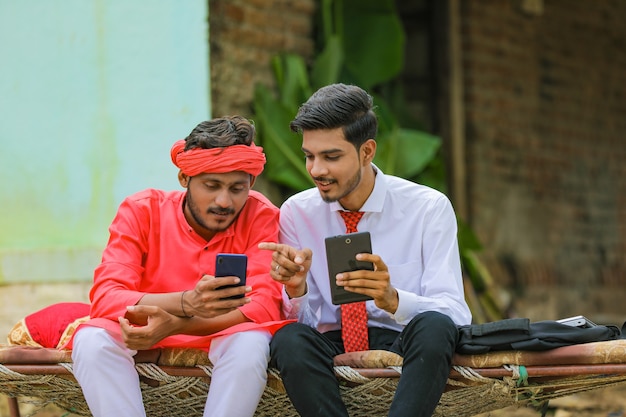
left=7, top=396, right=21, bottom=417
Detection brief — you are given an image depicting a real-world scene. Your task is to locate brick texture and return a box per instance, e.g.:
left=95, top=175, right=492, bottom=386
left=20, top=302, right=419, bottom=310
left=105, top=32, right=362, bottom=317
left=209, top=0, right=315, bottom=117
left=461, top=0, right=626, bottom=319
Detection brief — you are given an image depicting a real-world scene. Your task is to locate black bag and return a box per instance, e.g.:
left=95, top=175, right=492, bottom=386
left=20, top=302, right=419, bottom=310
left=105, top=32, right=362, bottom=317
left=456, top=318, right=622, bottom=354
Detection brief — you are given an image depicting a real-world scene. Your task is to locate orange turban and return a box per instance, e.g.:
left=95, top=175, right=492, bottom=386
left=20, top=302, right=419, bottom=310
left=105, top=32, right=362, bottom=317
left=170, top=140, right=266, bottom=177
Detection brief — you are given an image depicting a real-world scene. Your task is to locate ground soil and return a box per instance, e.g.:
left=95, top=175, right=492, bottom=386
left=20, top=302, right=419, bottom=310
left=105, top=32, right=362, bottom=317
left=474, top=384, right=626, bottom=417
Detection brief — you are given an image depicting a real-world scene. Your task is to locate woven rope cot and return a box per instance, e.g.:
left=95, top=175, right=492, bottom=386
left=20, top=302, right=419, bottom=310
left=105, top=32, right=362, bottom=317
left=3, top=341, right=626, bottom=417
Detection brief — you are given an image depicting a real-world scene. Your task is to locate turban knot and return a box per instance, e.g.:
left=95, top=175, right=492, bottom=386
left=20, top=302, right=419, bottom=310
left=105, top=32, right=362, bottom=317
left=170, top=140, right=266, bottom=177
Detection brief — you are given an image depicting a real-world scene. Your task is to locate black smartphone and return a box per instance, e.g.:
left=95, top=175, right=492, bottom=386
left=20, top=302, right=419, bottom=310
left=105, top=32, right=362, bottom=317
left=325, top=231, right=374, bottom=305
left=215, top=253, right=248, bottom=299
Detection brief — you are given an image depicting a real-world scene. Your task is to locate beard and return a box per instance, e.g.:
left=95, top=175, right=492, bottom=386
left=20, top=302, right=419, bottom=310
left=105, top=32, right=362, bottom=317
left=316, top=168, right=362, bottom=203
left=185, top=189, right=236, bottom=233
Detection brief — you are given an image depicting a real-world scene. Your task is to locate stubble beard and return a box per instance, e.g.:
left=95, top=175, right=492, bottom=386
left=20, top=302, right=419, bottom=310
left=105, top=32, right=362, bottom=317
left=319, top=168, right=362, bottom=203
left=186, top=190, right=235, bottom=233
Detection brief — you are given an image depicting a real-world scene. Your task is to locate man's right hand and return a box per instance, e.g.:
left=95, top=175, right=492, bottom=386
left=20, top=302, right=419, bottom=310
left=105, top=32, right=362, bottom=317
left=258, top=242, right=312, bottom=299
left=120, top=305, right=178, bottom=350
left=185, top=275, right=252, bottom=318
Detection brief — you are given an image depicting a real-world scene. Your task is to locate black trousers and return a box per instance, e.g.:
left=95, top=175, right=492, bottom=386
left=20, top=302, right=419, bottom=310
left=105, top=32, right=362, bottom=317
left=269, top=311, right=458, bottom=417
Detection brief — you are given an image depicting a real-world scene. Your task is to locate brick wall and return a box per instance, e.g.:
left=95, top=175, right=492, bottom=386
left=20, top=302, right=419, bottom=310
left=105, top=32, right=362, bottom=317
left=461, top=0, right=626, bottom=320
left=209, top=0, right=315, bottom=117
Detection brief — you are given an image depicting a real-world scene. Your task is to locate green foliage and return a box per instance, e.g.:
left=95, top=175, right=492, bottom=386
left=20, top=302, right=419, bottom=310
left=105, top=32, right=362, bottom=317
left=253, top=68, right=312, bottom=191
left=335, top=0, right=405, bottom=88
left=254, top=0, right=439, bottom=187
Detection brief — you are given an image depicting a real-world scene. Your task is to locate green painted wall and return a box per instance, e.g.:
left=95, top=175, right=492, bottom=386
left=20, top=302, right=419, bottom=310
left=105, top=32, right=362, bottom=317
left=0, top=0, right=210, bottom=283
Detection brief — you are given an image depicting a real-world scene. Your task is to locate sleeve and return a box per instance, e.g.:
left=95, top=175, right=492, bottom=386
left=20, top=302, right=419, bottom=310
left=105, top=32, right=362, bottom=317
left=277, top=201, right=318, bottom=326
left=89, top=197, right=151, bottom=320
left=391, top=195, right=472, bottom=326
left=237, top=203, right=284, bottom=323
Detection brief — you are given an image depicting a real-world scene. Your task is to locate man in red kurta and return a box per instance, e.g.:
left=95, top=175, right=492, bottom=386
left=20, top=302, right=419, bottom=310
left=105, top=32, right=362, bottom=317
left=70, top=116, right=289, bottom=417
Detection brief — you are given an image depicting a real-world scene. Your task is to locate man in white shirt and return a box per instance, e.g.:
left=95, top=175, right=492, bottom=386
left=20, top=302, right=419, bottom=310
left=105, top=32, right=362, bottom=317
left=259, top=83, right=471, bottom=417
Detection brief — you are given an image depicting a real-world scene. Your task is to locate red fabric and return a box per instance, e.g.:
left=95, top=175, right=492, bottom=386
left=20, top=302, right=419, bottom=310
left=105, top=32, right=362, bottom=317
left=64, top=189, right=291, bottom=349
left=339, top=211, right=369, bottom=352
left=24, top=302, right=90, bottom=348
left=170, top=140, right=266, bottom=177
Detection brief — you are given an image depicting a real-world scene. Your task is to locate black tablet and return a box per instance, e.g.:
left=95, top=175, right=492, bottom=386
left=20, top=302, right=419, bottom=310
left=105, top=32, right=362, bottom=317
left=325, top=231, right=374, bottom=305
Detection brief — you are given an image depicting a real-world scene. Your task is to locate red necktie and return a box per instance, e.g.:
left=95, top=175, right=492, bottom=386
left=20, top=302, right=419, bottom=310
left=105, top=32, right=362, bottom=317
left=338, top=211, right=369, bottom=352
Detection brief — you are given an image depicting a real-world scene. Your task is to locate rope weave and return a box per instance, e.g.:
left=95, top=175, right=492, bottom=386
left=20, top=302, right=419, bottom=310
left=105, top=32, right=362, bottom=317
left=334, top=366, right=372, bottom=384
left=136, top=363, right=177, bottom=383
left=388, top=365, right=402, bottom=374
left=2, top=363, right=626, bottom=417
left=198, top=364, right=213, bottom=377
left=453, top=365, right=495, bottom=382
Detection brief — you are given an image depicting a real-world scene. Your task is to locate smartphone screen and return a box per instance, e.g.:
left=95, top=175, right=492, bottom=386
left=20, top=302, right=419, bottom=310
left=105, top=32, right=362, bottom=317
left=215, top=253, right=247, bottom=299
left=325, top=231, right=374, bottom=305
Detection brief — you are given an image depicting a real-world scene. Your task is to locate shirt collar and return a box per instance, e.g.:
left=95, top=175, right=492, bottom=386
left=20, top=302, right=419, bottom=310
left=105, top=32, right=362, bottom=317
left=328, top=164, right=387, bottom=214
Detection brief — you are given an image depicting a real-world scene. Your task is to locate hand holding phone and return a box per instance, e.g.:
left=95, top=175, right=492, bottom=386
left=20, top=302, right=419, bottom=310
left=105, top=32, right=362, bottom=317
left=215, top=253, right=247, bottom=299
left=325, top=231, right=374, bottom=305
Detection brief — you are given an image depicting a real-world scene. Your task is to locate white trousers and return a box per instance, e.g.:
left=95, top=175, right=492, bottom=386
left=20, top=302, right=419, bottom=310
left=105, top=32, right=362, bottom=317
left=72, top=327, right=271, bottom=417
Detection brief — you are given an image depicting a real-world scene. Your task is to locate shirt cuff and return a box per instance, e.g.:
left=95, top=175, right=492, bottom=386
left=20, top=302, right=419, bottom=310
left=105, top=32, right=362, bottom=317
left=389, top=289, right=420, bottom=325
left=281, top=286, right=308, bottom=320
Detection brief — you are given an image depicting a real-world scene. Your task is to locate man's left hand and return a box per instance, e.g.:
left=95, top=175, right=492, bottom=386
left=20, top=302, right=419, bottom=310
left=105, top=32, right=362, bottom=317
left=335, top=253, right=399, bottom=314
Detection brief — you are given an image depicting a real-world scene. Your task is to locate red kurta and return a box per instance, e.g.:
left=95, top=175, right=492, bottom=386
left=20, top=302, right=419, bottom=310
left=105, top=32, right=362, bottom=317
left=68, top=188, right=288, bottom=349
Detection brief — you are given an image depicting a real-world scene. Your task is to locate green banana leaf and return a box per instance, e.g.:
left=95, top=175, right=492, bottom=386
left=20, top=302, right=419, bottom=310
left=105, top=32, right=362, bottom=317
left=271, top=54, right=312, bottom=109
left=340, top=0, right=405, bottom=88
left=311, top=35, right=344, bottom=90
left=374, top=128, right=441, bottom=179
left=253, top=83, right=312, bottom=190
left=457, top=217, right=483, bottom=253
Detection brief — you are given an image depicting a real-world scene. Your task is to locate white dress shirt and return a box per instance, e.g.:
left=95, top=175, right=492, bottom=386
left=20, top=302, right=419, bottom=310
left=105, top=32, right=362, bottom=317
left=280, top=166, right=472, bottom=332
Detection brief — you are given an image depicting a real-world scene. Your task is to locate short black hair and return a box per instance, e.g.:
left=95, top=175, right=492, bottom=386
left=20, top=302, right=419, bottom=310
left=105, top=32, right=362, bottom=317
left=184, top=115, right=255, bottom=150
left=290, top=83, right=378, bottom=149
